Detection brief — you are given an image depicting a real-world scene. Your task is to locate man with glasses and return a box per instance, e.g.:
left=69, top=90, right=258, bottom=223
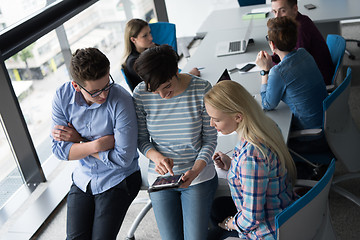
left=271, top=0, right=334, bottom=85
left=51, top=48, right=141, bottom=240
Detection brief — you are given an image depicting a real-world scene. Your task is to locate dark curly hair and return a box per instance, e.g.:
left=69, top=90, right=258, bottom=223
left=70, top=48, right=110, bottom=85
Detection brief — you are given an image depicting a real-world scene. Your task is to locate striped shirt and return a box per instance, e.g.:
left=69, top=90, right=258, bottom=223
left=133, top=76, right=217, bottom=185
left=228, top=139, right=294, bottom=239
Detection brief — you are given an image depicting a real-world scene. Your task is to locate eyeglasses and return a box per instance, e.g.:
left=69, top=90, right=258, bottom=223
left=265, top=35, right=270, bottom=42
left=77, top=75, right=114, bottom=98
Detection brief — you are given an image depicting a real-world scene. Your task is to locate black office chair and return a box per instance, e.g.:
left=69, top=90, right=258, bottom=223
left=345, top=39, right=360, bottom=60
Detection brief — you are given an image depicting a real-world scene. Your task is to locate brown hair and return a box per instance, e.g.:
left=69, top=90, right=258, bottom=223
left=122, top=18, right=149, bottom=66
left=134, top=44, right=179, bottom=92
left=70, top=48, right=110, bottom=85
left=204, top=80, right=297, bottom=184
left=267, top=16, right=298, bottom=52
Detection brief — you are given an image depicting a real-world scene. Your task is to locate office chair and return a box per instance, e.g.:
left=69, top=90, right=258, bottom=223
left=126, top=152, right=152, bottom=240
left=326, top=34, right=346, bottom=92
left=275, top=159, right=336, bottom=240
left=121, top=67, right=135, bottom=92
left=149, top=22, right=177, bottom=52
left=289, top=67, right=360, bottom=207
left=322, top=67, right=360, bottom=207
left=237, top=0, right=265, bottom=7
left=345, top=39, right=360, bottom=60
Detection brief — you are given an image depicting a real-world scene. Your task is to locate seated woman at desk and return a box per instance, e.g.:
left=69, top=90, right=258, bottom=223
left=132, top=44, right=218, bottom=240
left=204, top=80, right=297, bottom=240
left=122, top=18, right=200, bottom=91
left=255, top=16, right=327, bottom=132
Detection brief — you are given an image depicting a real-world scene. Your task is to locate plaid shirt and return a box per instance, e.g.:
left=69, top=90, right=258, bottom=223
left=228, top=139, right=295, bottom=239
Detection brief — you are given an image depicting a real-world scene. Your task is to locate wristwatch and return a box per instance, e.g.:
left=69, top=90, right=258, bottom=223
left=260, top=70, right=270, bottom=76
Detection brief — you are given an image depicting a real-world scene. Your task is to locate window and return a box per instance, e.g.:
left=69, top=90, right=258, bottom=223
left=0, top=115, right=23, bottom=209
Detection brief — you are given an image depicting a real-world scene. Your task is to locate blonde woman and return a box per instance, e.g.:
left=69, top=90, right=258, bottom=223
left=122, top=18, right=200, bottom=91
left=204, top=80, right=296, bottom=240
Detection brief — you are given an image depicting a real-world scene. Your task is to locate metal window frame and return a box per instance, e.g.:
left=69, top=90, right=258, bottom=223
left=0, top=0, right=99, bottom=186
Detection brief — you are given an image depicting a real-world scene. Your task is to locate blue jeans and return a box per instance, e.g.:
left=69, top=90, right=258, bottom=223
left=150, top=175, right=218, bottom=240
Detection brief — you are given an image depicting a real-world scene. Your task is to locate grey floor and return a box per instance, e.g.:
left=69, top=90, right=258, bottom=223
left=23, top=23, right=360, bottom=240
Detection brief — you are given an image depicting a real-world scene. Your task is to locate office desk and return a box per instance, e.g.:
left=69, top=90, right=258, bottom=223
left=197, top=0, right=360, bottom=38
left=185, top=26, right=269, bottom=94
left=196, top=5, right=269, bottom=38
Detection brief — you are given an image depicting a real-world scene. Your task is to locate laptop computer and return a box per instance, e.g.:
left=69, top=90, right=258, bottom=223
left=217, top=69, right=232, bottom=83
left=215, top=18, right=254, bottom=57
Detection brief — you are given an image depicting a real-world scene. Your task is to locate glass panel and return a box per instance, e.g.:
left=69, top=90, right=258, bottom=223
left=3, top=0, right=155, bottom=169
left=63, top=0, right=155, bottom=89
left=0, top=0, right=51, bottom=32
left=0, top=115, right=24, bottom=209
left=5, top=30, right=66, bottom=166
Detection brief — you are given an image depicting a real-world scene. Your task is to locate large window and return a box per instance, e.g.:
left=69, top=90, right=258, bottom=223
left=0, top=0, right=157, bottom=224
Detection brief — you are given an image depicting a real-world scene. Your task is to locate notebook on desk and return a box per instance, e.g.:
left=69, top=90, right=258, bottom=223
left=215, top=18, right=254, bottom=57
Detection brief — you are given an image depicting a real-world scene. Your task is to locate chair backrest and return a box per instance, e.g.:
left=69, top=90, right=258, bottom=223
left=149, top=22, right=177, bottom=52
left=137, top=151, right=150, bottom=189
left=237, top=0, right=266, bottom=7
left=323, top=67, right=360, bottom=172
left=275, top=159, right=336, bottom=240
left=326, top=34, right=346, bottom=85
left=121, top=67, right=135, bottom=92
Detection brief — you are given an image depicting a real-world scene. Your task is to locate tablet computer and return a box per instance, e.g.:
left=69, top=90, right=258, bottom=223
left=148, top=173, right=184, bottom=192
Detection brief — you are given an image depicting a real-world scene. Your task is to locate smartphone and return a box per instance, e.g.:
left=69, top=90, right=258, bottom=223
left=239, top=63, right=256, bottom=72
left=148, top=174, right=184, bottom=192
left=304, top=4, right=316, bottom=10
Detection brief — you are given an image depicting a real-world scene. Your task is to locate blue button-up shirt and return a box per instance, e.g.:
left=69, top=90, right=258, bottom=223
left=261, top=48, right=328, bottom=130
left=51, top=82, right=139, bottom=194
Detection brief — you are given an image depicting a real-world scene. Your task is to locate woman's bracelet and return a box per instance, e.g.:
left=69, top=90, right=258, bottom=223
left=225, top=216, right=233, bottom=231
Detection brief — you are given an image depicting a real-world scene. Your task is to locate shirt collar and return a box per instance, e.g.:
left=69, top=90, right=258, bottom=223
left=71, top=90, right=102, bottom=109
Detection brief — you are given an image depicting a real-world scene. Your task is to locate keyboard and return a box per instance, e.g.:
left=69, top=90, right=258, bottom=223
left=229, top=41, right=241, bottom=52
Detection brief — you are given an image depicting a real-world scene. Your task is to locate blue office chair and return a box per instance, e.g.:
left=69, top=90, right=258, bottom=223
left=149, top=22, right=177, bottom=52
left=326, top=34, right=346, bottom=92
left=237, top=0, right=265, bottom=7
left=275, top=159, right=336, bottom=240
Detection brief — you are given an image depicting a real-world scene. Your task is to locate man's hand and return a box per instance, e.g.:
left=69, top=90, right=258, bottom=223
left=52, top=123, right=82, bottom=143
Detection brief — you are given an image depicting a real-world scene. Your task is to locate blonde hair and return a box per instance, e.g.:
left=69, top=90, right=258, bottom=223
left=204, top=81, right=296, bottom=184
left=122, top=18, right=148, bottom=66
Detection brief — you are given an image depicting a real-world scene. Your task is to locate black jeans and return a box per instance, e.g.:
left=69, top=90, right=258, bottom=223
left=66, top=170, right=141, bottom=240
